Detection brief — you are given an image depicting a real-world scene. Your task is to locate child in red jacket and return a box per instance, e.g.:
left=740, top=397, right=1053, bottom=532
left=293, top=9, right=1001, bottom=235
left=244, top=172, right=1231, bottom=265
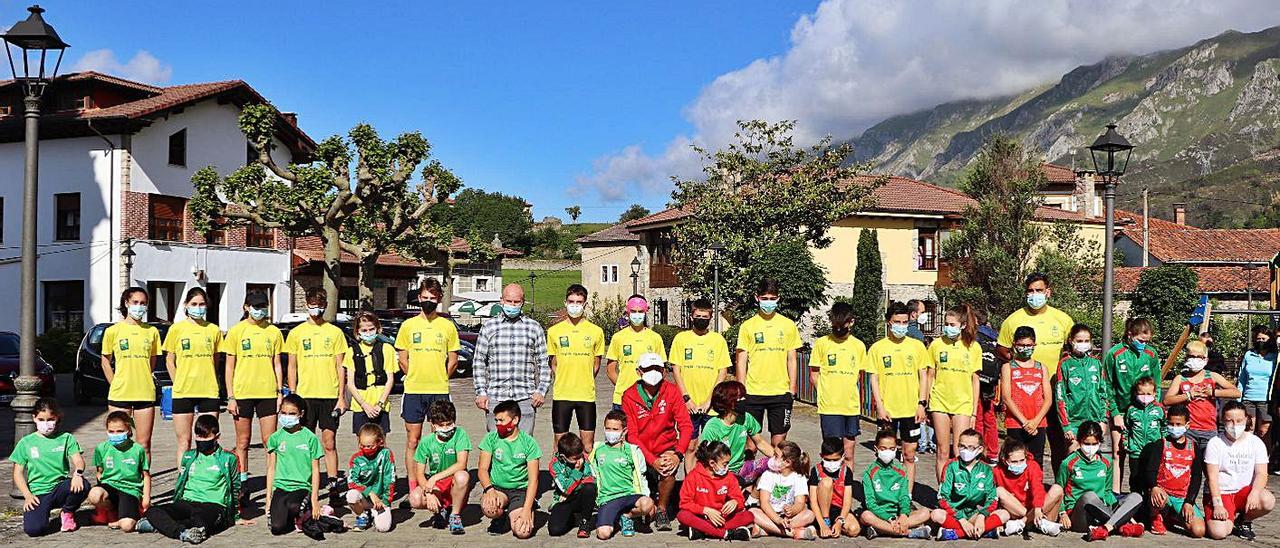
left=994, top=438, right=1063, bottom=537
left=678, top=441, right=754, bottom=541
left=622, top=352, right=694, bottom=530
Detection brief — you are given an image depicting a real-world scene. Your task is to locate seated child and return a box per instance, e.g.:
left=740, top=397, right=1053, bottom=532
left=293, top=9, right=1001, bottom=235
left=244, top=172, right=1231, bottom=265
left=1205, top=401, right=1275, bottom=540
left=1133, top=404, right=1204, bottom=538
left=994, top=438, right=1062, bottom=536
left=344, top=423, right=395, bottom=532
left=1048, top=421, right=1144, bottom=539
left=590, top=409, right=657, bottom=539
left=478, top=400, right=542, bottom=539
left=691, top=380, right=774, bottom=484
left=140, top=414, right=245, bottom=543
left=678, top=440, right=754, bottom=541
left=749, top=441, right=817, bottom=540
left=858, top=429, right=932, bottom=539
left=548, top=432, right=597, bottom=538
left=88, top=411, right=151, bottom=532
left=808, top=437, right=861, bottom=538
left=930, top=429, right=1009, bottom=539
left=11, top=397, right=88, bottom=536
left=409, top=400, right=472, bottom=534
left=267, top=395, right=324, bottom=535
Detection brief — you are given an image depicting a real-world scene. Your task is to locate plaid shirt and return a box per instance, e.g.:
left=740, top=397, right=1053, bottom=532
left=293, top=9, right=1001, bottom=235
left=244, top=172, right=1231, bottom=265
left=473, top=314, right=550, bottom=400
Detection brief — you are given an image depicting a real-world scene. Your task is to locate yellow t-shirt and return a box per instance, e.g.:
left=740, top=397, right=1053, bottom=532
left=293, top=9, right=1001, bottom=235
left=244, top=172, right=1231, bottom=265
left=284, top=321, right=350, bottom=399
left=162, top=320, right=223, bottom=399
left=343, top=341, right=397, bottom=411
left=102, top=321, right=161, bottom=402
left=221, top=320, right=284, bottom=400
left=868, top=336, right=930, bottom=419
left=927, top=337, right=983, bottom=415
left=546, top=319, right=605, bottom=403
left=606, top=327, right=666, bottom=404
left=997, top=305, right=1074, bottom=376
left=394, top=314, right=460, bottom=395
left=735, top=313, right=801, bottom=396
left=809, top=335, right=867, bottom=416
left=668, top=330, right=731, bottom=408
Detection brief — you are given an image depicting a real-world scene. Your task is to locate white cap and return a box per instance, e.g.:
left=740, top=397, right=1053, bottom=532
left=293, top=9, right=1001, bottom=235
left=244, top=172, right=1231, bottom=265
left=637, top=352, right=665, bottom=370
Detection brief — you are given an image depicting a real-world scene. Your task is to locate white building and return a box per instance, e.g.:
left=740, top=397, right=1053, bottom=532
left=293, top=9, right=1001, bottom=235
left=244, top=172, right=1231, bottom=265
left=0, top=71, right=314, bottom=333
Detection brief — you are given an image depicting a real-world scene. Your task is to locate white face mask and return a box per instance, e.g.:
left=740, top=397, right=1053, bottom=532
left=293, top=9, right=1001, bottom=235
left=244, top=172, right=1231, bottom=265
left=821, top=459, right=842, bottom=473
left=1073, top=341, right=1092, bottom=355
left=1137, top=394, right=1156, bottom=405
left=307, top=306, right=324, bottom=317
left=604, top=430, right=623, bottom=445
left=641, top=369, right=664, bottom=386
left=1080, top=444, right=1100, bottom=458
left=917, top=312, right=930, bottom=325
left=629, top=312, right=646, bottom=326
left=876, top=449, right=897, bottom=464
left=565, top=303, right=585, bottom=318
left=767, top=457, right=783, bottom=472
left=35, top=418, right=57, bottom=435
left=1226, top=423, right=1247, bottom=440
left=959, top=448, right=982, bottom=462
left=1184, top=357, right=1207, bottom=372
left=127, top=304, right=147, bottom=320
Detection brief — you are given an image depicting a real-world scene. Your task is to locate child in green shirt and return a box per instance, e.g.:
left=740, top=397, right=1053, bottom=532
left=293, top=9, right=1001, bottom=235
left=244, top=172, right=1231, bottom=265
left=344, top=423, right=395, bottom=532
left=590, top=409, right=656, bottom=539
left=478, top=399, right=541, bottom=539
left=688, top=381, right=775, bottom=479
left=929, top=429, right=1008, bottom=539
left=409, top=400, right=472, bottom=534
left=267, top=394, right=323, bottom=536
left=87, top=411, right=150, bottom=532
left=139, top=414, right=244, bottom=543
left=1047, top=422, right=1144, bottom=539
left=858, top=429, right=931, bottom=539
left=12, top=397, right=88, bottom=536
left=548, top=432, right=597, bottom=538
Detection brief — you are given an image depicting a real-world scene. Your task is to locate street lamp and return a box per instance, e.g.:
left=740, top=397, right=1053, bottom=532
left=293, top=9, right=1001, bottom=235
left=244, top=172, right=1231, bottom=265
left=708, top=243, right=725, bottom=331
left=1242, top=264, right=1260, bottom=330
left=121, top=238, right=136, bottom=283
left=4, top=4, right=67, bottom=447
left=630, top=255, right=641, bottom=295
left=1088, top=123, right=1134, bottom=350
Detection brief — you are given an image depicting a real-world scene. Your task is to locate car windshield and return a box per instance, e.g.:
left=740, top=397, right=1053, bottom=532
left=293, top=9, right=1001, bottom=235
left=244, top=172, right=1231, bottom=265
left=0, top=333, right=17, bottom=356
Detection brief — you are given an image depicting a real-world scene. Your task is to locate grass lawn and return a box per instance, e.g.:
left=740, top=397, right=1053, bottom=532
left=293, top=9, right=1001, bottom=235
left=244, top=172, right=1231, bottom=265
left=503, top=268, right=581, bottom=308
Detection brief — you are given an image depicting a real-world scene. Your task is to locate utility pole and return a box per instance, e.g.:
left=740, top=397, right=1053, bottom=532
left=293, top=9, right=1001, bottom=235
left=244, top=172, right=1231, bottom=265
left=1141, top=188, right=1149, bottom=267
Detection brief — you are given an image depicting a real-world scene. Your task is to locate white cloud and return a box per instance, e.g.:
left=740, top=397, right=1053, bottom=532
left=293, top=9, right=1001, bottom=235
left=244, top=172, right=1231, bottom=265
left=72, top=49, right=172, bottom=84
left=575, top=0, right=1280, bottom=204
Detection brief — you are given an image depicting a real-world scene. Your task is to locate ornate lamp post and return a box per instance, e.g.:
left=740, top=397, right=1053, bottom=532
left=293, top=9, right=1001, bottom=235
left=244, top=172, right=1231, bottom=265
left=630, top=255, right=641, bottom=295
left=708, top=243, right=724, bottom=331
left=1088, top=123, right=1134, bottom=350
left=4, top=4, right=67, bottom=446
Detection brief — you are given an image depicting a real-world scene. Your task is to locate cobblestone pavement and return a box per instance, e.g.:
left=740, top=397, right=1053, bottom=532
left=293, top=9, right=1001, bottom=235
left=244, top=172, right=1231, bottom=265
left=0, top=374, right=1275, bottom=547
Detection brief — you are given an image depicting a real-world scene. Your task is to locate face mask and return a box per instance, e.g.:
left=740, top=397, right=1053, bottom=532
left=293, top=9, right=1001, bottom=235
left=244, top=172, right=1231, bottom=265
left=604, top=430, right=623, bottom=445
left=1255, top=341, right=1271, bottom=353
left=641, top=369, right=664, bottom=386
left=278, top=414, right=300, bottom=429
left=1073, top=342, right=1092, bottom=355
left=890, top=323, right=909, bottom=339
left=1131, top=340, right=1147, bottom=352
left=917, top=313, right=931, bottom=325
left=942, top=325, right=962, bottom=339
left=822, top=459, right=842, bottom=474
left=1080, top=444, right=1100, bottom=458
left=831, top=324, right=849, bottom=337
left=186, top=306, right=207, bottom=320
left=502, top=304, right=523, bottom=318
left=35, top=419, right=56, bottom=435
left=691, top=317, right=711, bottom=331
left=1167, top=425, right=1188, bottom=439
left=195, top=438, right=219, bottom=454
left=1136, top=394, right=1155, bottom=405
left=127, top=304, right=147, bottom=320
left=1015, top=346, right=1035, bottom=360
left=959, top=448, right=981, bottom=463
left=107, top=432, right=129, bottom=446
left=629, top=312, right=646, bottom=326
left=360, top=446, right=381, bottom=458
left=876, top=449, right=897, bottom=464
left=712, top=466, right=729, bottom=477
left=435, top=426, right=456, bottom=440
left=307, top=306, right=325, bottom=317
left=1226, top=423, right=1247, bottom=440
left=767, top=457, right=783, bottom=472
left=358, top=331, right=379, bottom=344
left=249, top=307, right=269, bottom=321
left=1026, top=293, right=1047, bottom=309
left=419, top=300, right=439, bottom=314
left=1006, top=461, right=1027, bottom=475
left=758, top=299, right=778, bottom=314
left=496, top=422, right=517, bottom=438
left=566, top=303, right=585, bottom=318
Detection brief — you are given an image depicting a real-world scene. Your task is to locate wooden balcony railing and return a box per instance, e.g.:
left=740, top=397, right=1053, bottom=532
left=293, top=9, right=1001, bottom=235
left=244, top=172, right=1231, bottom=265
left=649, top=263, right=680, bottom=288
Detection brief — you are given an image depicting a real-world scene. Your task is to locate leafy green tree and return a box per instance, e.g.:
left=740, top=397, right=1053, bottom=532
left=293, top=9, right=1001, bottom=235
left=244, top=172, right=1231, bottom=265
left=618, top=203, right=651, bottom=223
left=850, top=229, right=884, bottom=343
left=670, top=120, right=881, bottom=320
left=1033, top=221, right=1104, bottom=325
left=1130, top=264, right=1199, bottom=352
left=431, top=188, right=533, bottom=252
left=565, top=205, right=582, bottom=222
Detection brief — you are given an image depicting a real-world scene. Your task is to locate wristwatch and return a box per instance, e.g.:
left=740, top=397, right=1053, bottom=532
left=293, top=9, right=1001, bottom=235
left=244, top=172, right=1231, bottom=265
left=682, top=394, right=691, bottom=403
left=918, top=399, right=928, bottom=407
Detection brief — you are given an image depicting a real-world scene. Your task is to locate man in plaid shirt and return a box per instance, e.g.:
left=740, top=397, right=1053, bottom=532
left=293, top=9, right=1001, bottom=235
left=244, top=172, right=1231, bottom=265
left=474, top=284, right=551, bottom=433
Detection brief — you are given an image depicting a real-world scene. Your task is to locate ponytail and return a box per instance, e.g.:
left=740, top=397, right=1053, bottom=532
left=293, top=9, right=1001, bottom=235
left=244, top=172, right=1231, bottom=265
left=949, top=303, right=977, bottom=347
left=776, top=440, right=809, bottom=474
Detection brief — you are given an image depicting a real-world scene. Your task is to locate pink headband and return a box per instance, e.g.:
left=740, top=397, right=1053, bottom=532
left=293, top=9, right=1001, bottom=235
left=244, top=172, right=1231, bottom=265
left=626, top=296, right=649, bottom=311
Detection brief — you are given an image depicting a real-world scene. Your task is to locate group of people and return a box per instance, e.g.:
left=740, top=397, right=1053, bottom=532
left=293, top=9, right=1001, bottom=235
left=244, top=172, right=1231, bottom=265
left=9, top=272, right=1278, bottom=544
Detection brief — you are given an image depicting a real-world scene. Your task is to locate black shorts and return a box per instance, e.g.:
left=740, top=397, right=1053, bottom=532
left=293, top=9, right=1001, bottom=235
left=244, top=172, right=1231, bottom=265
left=552, top=400, right=596, bottom=434
left=172, top=397, right=221, bottom=415
left=738, top=394, right=794, bottom=435
left=107, top=400, right=155, bottom=410
left=596, top=494, right=643, bottom=528
left=233, top=398, right=278, bottom=419
left=100, top=484, right=142, bottom=520
left=301, top=398, right=338, bottom=431
left=351, top=410, right=391, bottom=435
left=879, top=417, right=922, bottom=442
left=1244, top=400, right=1272, bottom=423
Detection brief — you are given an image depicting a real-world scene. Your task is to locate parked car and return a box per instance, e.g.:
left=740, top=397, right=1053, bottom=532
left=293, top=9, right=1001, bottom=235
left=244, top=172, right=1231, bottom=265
left=373, top=309, right=475, bottom=378
left=0, top=331, right=57, bottom=403
left=75, top=322, right=226, bottom=405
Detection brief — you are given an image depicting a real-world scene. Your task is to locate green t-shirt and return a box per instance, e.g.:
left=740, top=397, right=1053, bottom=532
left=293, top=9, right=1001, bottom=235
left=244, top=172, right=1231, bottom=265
left=590, top=441, right=646, bottom=504
left=414, top=427, right=473, bottom=475
left=93, top=440, right=149, bottom=498
left=9, top=432, right=80, bottom=496
left=267, top=427, right=323, bottom=492
left=181, top=451, right=230, bottom=506
left=698, top=413, right=761, bottom=473
left=478, top=430, right=541, bottom=490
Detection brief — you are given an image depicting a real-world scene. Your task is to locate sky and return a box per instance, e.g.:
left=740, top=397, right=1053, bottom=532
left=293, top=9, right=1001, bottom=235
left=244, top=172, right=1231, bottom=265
left=17, top=0, right=1280, bottom=223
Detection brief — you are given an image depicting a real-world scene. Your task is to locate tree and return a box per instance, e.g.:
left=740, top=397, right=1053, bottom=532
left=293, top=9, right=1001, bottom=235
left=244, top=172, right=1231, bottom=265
left=671, top=120, right=881, bottom=320
left=431, top=188, right=533, bottom=252
left=565, top=205, right=582, bottom=222
left=1033, top=221, right=1106, bottom=332
left=618, top=203, right=651, bottom=223
left=1130, top=264, right=1199, bottom=352
left=850, top=228, right=884, bottom=344
left=939, top=135, right=1047, bottom=321
left=190, top=104, right=432, bottom=319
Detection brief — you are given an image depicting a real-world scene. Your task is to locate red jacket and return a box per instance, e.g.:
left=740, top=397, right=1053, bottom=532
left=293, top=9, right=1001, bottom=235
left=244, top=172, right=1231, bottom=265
left=994, top=459, right=1045, bottom=509
left=622, top=381, right=693, bottom=465
left=680, top=463, right=745, bottom=515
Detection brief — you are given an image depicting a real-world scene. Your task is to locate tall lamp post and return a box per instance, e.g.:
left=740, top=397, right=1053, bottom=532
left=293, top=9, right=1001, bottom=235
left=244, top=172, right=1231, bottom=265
left=1088, top=123, right=1134, bottom=351
left=630, top=255, right=641, bottom=295
left=4, top=4, right=67, bottom=446
left=708, top=243, right=724, bottom=331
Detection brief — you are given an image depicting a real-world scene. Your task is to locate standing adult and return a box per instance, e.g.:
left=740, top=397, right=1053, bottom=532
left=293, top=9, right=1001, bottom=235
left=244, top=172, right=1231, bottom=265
left=1238, top=326, right=1277, bottom=442
left=222, top=290, right=284, bottom=500
left=474, top=283, right=550, bottom=434
left=163, top=287, right=223, bottom=470
left=547, top=284, right=606, bottom=448
left=284, top=287, right=349, bottom=490
left=395, top=279, right=460, bottom=493
left=606, top=295, right=666, bottom=409
left=997, top=273, right=1073, bottom=471
left=735, top=278, right=802, bottom=445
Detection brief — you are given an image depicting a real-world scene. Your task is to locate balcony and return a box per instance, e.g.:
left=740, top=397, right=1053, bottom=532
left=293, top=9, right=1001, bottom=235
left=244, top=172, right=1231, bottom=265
left=649, top=263, right=680, bottom=289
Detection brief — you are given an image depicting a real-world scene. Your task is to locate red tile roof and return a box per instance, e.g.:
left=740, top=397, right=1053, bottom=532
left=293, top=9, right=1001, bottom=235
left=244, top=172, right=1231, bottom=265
left=1115, top=208, right=1189, bottom=231
left=575, top=221, right=641, bottom=244
left=1041, top=163, right=1079, bottom=184
left=1140, top=228, right=1280, bottom=263
left=1115, top=266, right=1269, bottom=294
left=627, top=206, right=694, bottom=228
left=293, top=235, right=520, bottom=268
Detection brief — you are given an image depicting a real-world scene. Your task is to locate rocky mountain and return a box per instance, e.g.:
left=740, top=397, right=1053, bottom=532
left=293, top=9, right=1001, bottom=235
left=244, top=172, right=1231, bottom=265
left=848, top=26, right=1280, bottom=227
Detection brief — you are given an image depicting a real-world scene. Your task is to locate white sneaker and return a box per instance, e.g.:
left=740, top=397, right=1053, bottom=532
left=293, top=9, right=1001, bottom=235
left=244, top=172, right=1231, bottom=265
left=1004, top=519, right=1026, bottom=536
left=1037, top=518, right=1062, bottom=537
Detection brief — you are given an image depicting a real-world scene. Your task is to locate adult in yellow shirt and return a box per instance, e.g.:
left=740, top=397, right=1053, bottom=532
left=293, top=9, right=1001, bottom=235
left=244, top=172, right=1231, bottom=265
left=807, top=302, right=867, bottom=469
left=996, top=272, right=1074, bottom=473
left=162, top=287, right=224, bottom=469
left=606, top=294, right=666, bottom=407
left=101, top=287, right=162, bottom=456
left=284, top=287, right=349, bottom=484
left=345, top=311, right=397, bottom=437
left=924, top=304, right=982, bottom=482
left=868, top=301, right=930, bottom=488
left=394, top=279, right=459, bottom=492
left=547, top=284, right=605, bottom=448
left=734, top=279, right=801, bottom=445
left=222, top=290, right=284, bottom=480
left=669, top=298, right=731, bottom=435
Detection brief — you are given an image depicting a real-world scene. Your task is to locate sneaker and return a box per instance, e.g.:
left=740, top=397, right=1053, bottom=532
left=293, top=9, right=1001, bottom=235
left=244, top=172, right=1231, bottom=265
left=1088, top=526, right=1110, bottom=541
left=135, top=518, right=155, bottom=534
left=794, top=526, right=817, bottom=540
left=1234, top=522, right=1257, bottom=541
left=1151, top=513, right=1167, bottom=535
left=60, top=511, right=78, bottom=532
left=433, top=512, right=449, bottom=530
left=184, top=527, right=207, bottom=544
left=1119, top=523, right=1144, bottom=538
left=1004, top=519, right=1026, bottom=537
left=449, top=513, right=465, bottom=535
left=908, top=525, right=932, bottom=539
left=353, top=512, right=372, bottom=531
left=687, top=527, right=705, bottom=540
left=865, top=526, right=880, bottom=540
left=937, top=528, right=959, bottom=541
left=619, top=515, right=636, bottom=537
left=1037, top=518, right=1062, bottom=537
left=654, top=510, right=672, bottom=532
left=728, top=527, right=753, bottom=541
left=983, top=529, right=999, bottom=539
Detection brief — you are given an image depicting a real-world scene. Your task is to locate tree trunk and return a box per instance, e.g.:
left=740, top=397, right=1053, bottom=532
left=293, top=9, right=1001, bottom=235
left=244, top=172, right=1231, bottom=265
left=358, top=253, right=377, bottom=311
left=437, top=249, right=455, bottom=309
left=321, top=225, right=342, bottom=321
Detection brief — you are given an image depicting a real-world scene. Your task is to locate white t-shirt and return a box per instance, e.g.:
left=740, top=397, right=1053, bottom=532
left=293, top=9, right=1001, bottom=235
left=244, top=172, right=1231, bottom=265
left=753, top=470, right=809, bottom=513
left=1205, top=433, right=1268, bottom=494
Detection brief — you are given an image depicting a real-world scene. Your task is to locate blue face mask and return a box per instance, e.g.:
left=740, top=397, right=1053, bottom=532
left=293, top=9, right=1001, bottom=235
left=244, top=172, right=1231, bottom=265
left=1131, top=340, right=1147, bottom=352
left=107, top=432, right=129, bottom=446
left=890, top=323, right=909, bottom=339
left=1006, top=461, right=1027, bottom=475
left=1167, top=425, right=1188, bottom=439
left=186, top=306, right=207, bottom=320
left=942, top=325, right=962, bottom=339
left=249, top=307, right=269, bottom=321
left=758, top=299, right=779, bottom=314
left=127, top=304, right=147, bottom=320
left=279, top=414, right=300, bottom=429
left=629, top=312, right=646, bottom=326
left=359, top=332, right=379, bottom=344
left=502, top=304, right=523, bottom=318
left=1026, top=293, right=1047, bottom=310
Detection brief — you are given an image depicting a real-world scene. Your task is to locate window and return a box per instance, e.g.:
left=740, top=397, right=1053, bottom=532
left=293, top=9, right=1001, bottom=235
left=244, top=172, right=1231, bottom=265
left=43, top=280, right=83, bottom=332
left=205, top=283, right=224, bottom=325
left=601, top=264, right=619, bottom=284
left=653, top=298, right=669, bottom=326
left=54, top=193, right=80, bottom=241
left=205, top=227, right=226, bottom=245
left=339, top=286, right=359, bottom=316
left=149, top=195, right=185, bottom=241
left=917, top=228, right=938, bottom=271
left=147, top=281, right=180, bottom=323
left=168, top=129, right=187, bottom=166
left=474, top=277, right=490, bottom=292
left=246, top=223, right=274, bottom=248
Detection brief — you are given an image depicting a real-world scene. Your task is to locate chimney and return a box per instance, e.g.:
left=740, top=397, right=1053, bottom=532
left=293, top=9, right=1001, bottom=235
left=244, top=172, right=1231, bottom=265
left=1173, top=203, right=1187, bottom=226
left=280, top=112, right=298, bottom=127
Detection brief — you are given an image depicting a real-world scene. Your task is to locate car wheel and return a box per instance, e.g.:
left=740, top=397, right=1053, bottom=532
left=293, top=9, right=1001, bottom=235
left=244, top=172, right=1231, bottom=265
left=72, top=373, right=91, bottom=405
